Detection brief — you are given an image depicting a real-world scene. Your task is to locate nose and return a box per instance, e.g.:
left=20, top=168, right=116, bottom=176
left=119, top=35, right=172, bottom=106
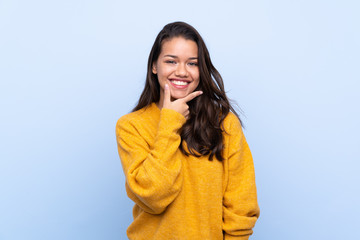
left=175, top=63, right=188, bottom=77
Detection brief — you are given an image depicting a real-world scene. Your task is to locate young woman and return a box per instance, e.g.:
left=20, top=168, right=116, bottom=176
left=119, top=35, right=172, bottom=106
left=116, top=21, right=260, bottom=240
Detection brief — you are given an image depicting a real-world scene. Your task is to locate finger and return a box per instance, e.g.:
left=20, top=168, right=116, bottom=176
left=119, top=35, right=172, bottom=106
left=182, top=90, right=203, bottom=103
left=164, top=84, right=171, bottom=104
left=184, top=110, right=190, bottom=120
left=185, top=110, right=190, bottom=117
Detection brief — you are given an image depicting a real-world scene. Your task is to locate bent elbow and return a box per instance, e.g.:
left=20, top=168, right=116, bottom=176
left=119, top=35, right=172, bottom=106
left=125, top=178, right=182, bottom=215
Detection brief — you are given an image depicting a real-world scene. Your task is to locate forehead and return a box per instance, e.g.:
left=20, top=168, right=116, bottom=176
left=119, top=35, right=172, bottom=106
left=160, top=37, right=198, bottom=57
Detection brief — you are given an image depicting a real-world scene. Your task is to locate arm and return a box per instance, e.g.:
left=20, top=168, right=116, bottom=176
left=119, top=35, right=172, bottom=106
left=223, top=114, right=260, bottom=239
left=116, top=108, right=186, bottom=214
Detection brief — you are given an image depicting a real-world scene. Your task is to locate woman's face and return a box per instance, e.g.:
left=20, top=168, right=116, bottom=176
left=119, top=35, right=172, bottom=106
left=153, top=37, right=200, bottom=103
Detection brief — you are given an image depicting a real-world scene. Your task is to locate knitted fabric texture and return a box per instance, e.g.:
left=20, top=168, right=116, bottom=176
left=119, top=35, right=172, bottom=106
left=116, top=103, right=260, bottom=240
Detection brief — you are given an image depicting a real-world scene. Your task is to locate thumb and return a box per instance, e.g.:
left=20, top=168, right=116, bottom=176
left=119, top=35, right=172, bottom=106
left=164, top=84, right=171, bottom=105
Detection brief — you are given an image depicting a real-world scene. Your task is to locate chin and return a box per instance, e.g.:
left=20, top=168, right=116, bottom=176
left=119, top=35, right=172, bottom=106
left=171, top=91, right=189, bottom=100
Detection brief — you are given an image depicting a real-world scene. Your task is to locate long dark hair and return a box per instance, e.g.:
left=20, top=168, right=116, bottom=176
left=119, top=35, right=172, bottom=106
left=133, top=21, right=241, bottom=161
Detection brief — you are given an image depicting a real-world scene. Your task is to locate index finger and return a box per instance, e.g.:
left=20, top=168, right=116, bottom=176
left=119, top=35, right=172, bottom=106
left=182, top=90, right=203, bottom=103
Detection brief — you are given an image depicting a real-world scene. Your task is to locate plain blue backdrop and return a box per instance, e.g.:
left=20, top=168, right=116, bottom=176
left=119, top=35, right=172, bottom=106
left=1, top=0, right=359, bottom=239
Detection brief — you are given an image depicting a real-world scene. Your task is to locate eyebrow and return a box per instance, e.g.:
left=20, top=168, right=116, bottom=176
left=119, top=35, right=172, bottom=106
left=163, top=54, right=198, bottom=60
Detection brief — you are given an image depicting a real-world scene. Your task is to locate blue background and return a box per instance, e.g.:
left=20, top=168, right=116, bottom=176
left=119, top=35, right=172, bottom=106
left=1, top=0, right=359, bottom=239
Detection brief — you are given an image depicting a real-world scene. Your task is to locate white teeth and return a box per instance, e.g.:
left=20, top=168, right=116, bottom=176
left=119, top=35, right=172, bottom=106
left=171, top=80, right=189, bottom=86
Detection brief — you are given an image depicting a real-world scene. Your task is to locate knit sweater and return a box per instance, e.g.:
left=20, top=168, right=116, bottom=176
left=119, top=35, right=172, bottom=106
left=115, top=103, right=260, bottom=240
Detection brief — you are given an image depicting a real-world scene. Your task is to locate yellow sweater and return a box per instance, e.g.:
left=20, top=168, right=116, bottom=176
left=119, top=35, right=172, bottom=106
left=116, top=103, right=260, bottom=240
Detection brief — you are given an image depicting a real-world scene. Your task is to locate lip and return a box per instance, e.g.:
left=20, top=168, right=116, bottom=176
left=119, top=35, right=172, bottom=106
left=168, top=78, right=192, bottom=89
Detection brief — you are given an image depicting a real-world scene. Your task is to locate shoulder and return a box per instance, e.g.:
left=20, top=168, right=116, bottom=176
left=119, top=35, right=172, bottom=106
left=116, top=104, right=155, bottom=134
left=223, top=111, right=243, bottom=134
left=222, top=112, right=249, bottom=158
left=116, top=109, right=143, bottom=127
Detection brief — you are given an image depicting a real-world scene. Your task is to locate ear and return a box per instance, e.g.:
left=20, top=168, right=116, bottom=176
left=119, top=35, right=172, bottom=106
left=152, top=63, right=157, bottom=74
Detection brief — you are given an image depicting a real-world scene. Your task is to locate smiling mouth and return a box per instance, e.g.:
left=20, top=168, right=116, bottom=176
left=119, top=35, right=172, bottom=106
left=170, top=80, right=190, bottom=86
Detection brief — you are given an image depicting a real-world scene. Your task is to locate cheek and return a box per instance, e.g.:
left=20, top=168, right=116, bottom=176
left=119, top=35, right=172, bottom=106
left=192, top=70, right=200, bottom=85
left=158, top=66, right=172, bottom=78
left=194, top=80, right=200, bottom=90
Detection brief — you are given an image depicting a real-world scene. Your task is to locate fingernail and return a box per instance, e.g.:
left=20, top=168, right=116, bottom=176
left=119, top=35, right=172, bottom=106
left=199, top=91, right=203, bottom=94
left=165, top=84, right=169, bottom=89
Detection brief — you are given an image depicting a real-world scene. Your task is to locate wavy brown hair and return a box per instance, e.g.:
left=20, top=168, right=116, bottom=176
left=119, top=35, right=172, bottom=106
left=133, top=21, right=241, bottom=161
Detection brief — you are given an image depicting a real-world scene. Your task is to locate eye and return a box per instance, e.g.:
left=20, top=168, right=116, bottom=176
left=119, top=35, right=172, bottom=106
left=188, top=62, right=198, bottom=66
left=165, top=60, right=176, bottom=64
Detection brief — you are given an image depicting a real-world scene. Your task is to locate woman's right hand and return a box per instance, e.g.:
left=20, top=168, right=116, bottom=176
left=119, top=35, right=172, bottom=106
left=162, top=84, right=203, bottom=119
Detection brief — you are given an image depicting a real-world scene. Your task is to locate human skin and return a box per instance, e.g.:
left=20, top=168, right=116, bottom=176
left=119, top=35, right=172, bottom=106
left=152, top=37, right=203, bottom=118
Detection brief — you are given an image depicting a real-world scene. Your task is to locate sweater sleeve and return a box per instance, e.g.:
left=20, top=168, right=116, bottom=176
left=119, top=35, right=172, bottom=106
left=222, top=114, right=260, bottom=239
left=116, top=108, right=186, bottom=215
